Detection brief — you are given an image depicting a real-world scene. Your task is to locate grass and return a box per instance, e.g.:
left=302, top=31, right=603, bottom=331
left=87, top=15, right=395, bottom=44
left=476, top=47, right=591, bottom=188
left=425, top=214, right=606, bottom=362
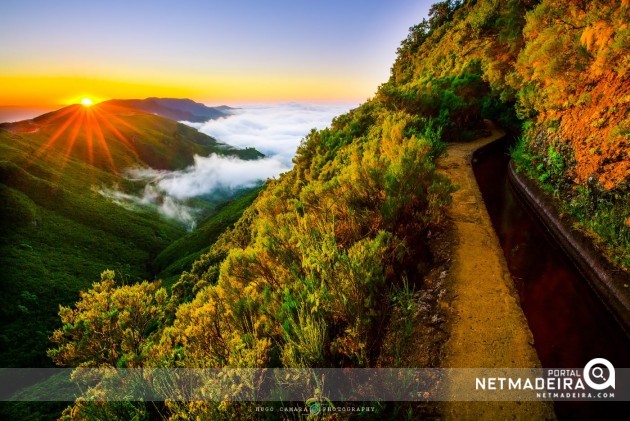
left=387, top=279, right=419, bottom=366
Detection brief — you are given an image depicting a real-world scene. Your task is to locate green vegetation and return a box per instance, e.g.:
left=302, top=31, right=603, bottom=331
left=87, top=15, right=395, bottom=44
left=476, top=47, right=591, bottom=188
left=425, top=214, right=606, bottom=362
left=512, top=134, right=629, bottom=267
left=385, top=0, right=629, bottom=268
left=1, top=103, right=262, bottom=173
left=382, top=0, right=527, bottom=139
left=386, top=279, right=419, bottom=366
left=48, top=270, right=168, bottom=368
left=5, top=1, right=627, bottom=419
left=0, top=105, right=263, bottom=368
left=152, top=187, right=263, bottom=285
left=48, top=104, right=455, bottom=418
left=0, top=131, right=183, bottom=367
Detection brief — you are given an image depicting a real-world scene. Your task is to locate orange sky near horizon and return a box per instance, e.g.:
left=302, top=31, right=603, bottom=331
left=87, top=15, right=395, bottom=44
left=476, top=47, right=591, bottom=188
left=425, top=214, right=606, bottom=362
left=1, top=75, right=374, bottom=107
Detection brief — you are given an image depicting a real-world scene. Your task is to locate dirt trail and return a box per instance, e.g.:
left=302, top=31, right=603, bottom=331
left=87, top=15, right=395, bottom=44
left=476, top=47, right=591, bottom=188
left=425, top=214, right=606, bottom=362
left=437, top=128, right=555, bottom=420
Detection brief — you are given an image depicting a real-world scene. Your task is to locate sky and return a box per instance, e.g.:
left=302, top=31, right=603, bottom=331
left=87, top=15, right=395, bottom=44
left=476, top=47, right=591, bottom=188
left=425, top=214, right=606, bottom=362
left=0, top=0, right=434, bottom=105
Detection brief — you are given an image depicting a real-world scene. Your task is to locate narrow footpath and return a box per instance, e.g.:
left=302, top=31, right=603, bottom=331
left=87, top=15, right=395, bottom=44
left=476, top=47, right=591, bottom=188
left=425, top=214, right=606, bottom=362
left=437, top=127, right=555, bottom=420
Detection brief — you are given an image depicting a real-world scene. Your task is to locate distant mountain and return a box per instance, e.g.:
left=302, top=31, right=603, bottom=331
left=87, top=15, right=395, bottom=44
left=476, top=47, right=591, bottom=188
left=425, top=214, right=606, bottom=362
left=103, top=97, right=233, bottom=123
left=0, top=102, right=261, bottom=173
left=0, top=106, right=57, bottom=124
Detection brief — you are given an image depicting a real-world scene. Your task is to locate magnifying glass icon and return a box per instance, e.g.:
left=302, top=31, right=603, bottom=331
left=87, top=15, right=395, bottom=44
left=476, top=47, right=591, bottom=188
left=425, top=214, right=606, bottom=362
left=592, top=367, right=606, bottom=380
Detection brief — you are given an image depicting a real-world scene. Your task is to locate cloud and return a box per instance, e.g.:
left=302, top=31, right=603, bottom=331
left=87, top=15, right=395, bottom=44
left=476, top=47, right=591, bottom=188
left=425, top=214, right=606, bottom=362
left=98, top=184, right=198, bottom=230
left=102, top=103, right=356, bottom=228
left=127, top=154, right=290, bottom=200
left=183, top=103, right=356, bottom=166
left=99, top=154, right=289, bottom=229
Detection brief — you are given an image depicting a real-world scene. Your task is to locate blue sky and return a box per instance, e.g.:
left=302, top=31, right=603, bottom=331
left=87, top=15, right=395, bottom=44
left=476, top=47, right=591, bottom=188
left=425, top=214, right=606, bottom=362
left=0, top=0, right=434, bottom=103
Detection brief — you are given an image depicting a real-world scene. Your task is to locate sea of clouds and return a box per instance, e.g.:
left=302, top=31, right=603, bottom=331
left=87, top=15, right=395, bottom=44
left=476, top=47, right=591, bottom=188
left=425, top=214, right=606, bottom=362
left=100, top=103, right=355, bottom=228
left=184, top=103, right=354, bottom=166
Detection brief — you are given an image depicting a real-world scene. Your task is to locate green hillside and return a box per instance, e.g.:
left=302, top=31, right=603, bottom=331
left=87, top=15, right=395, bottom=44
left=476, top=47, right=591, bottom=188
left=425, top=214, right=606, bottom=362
left=0, top=102, right=261, bottom=172
left=0, top=104, right=263, bottom=367
left=152, top=187, right=263, bottom=285
left=382, top=0, right=628, bottom=266
left=7, top=0, right=628, bottom=418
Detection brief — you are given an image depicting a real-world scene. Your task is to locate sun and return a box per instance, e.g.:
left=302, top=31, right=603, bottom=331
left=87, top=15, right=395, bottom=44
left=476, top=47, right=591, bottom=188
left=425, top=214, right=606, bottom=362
left=34, top=100, right=141, bottom=175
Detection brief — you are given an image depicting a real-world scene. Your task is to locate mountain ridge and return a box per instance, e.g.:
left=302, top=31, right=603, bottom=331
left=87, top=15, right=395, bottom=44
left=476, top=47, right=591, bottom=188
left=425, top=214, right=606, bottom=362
left=0, top=102, right=262, bottom=173
left=103, top=97, right=233, bottom=123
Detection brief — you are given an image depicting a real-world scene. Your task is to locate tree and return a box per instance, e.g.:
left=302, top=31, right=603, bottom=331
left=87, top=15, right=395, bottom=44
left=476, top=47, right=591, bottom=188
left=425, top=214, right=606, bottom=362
left=48, top=270, right=167, bottom=367
left=428, top=0, right=462, bottom=31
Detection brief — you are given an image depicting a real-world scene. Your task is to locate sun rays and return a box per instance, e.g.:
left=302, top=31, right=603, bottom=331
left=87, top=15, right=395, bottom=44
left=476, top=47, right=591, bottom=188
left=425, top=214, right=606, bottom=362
left=31, top=101, right=143, bottom=174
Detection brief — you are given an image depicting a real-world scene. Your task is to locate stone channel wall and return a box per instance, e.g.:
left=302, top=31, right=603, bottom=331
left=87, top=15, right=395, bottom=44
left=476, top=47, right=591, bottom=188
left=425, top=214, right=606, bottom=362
left=507, top=160, right=630, bottom=337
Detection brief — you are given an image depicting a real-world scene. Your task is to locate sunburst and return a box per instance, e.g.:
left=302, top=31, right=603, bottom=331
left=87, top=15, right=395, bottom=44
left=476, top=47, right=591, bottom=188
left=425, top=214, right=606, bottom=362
left=32, top=100, right=142, bottom=174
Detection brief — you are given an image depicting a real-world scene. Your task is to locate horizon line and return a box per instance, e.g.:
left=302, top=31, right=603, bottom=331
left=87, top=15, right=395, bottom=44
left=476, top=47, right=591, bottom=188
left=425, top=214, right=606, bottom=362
left=0, top=98, right=366, bottom=108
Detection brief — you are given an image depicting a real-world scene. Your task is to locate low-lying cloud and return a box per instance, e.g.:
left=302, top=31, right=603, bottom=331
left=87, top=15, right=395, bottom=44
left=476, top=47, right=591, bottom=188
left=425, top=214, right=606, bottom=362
left=128, top=154, right=290, bottom=200
left=98, top=184, right=199, bottom=230
left=183, top=103, right=356, bottom=166
left=99, top=154, right=287, bottom=230
left=103, top=103, right=356, bottom=228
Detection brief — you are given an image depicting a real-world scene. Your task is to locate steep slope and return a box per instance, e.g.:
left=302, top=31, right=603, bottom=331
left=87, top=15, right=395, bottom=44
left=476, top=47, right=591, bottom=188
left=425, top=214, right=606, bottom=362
left=104, top=97, right=233, bottom=123
left=45, top=3, right=528, bottom=418
left=152, top=187, right=262, bottom=285
left=43, top=1, right=627, bottom=419
left=0, top=128, right=183, bottom=367
left=383, top=0, right=628, bottom=266
left=511, top=0, right=629, bottom=267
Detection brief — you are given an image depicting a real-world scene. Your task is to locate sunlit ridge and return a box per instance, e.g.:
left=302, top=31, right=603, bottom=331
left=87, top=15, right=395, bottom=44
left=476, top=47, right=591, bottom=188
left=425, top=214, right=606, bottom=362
left=32, top=102, right=141, bottom=174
